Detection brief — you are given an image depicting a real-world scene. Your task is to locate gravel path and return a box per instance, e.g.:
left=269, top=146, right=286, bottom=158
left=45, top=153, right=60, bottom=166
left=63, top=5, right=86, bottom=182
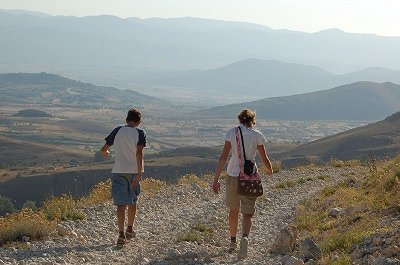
left=0, top=167, right=365, bottom=264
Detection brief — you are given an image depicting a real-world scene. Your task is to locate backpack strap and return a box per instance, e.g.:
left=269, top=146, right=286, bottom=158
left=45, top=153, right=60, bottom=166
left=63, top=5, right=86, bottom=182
left=238, top=126, right=247, bottom=160
left=235, top=127, right=244, bottom=173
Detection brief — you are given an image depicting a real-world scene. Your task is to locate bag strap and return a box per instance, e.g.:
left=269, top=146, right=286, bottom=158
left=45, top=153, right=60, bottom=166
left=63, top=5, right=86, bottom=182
left=238, top=126, right=247, bottom=160
left=235, top=127, right=244, bottom=173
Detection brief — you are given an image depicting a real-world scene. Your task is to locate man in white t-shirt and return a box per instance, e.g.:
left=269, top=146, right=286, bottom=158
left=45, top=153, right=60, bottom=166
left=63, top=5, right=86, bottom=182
left=101, top=108, right=147, bottom=247
left=213, top=109, right=273, bottom=259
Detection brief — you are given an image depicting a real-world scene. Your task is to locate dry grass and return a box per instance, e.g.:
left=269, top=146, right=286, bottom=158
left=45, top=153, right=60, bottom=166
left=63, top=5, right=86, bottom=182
left=177, top=222, right=214, bottom=244
left=81, top=179, right=112, bottom=205
left=272, top=161, right=281, bottom=173
left=178, top=173, right=208, bottom=188
left=42, top=195, right=86, bottom=221
left=294, top=155, right=400, bottom=262
left=329, top=158, right=345, bottom=168
left=141, top=178, right=167, bottom=195
left=0, top=209, right=56, bottom=246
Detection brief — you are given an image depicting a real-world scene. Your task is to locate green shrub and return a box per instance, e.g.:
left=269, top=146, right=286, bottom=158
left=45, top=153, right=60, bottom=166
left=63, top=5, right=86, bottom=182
left=0, top=196, right=16, bottom=216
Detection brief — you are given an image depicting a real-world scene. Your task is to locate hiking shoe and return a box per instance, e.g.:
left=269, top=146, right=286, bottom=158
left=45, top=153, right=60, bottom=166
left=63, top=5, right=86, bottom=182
left=228, top=241, right=237, bottom=253
left=116, top=235, right=126, bottom=247
left=237, top=237, right=249, bottom=259
left=125, top=230, right=136, bottom=240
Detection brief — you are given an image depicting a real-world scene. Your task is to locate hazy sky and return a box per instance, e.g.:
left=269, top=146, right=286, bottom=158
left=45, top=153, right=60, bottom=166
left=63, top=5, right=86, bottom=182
left=1, top=0, right=399, bottom=36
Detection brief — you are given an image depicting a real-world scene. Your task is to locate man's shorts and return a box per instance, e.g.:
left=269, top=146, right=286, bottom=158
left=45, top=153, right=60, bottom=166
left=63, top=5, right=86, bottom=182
left=225, top=175, right=257, bottom=215
left=111, top=173, right=141, bottom=206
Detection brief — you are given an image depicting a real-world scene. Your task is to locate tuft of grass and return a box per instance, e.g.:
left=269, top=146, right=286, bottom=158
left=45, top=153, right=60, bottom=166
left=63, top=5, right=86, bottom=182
left=42, top=195, right=86, bottom=221
left=345, top=160, right=362, bottom=167
left=297, top=178, right=306, bottom=184
left=317, top=175, right=331, bottom=181
left=177, top=231, right=201, bottom=243
left=141, top=178, right=167, bottom=195
left=384, top=174, right=399, bottom=191
left=275, top=180, right=296, bottom=189
left=81, top=179, right=111, bottom=205
left=272, top=161, right=281, bottom=173
left=330, top=158, right=344, bottom=168
left=0, top=209, right=56, bottom=246
left=322, top=229, right=369, bottom=253
left=177, top=222, right=214, bottom=244
left=178, top=174, right=208, bottom=188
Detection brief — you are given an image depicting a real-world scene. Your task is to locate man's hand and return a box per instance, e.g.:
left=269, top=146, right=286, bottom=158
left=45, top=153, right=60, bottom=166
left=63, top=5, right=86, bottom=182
left=131, top=174, right=142, bottom=188
left=102, top=149, right=110, bottom=159
left=212, top=179, right=221, bottom=194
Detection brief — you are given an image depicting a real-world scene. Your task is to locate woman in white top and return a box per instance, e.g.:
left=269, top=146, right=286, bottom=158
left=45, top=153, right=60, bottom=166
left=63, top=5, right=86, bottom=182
left=212, top=109, right=273, bottom=259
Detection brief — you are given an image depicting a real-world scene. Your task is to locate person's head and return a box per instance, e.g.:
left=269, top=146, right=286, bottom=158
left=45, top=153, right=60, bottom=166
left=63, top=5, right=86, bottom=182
left=238, top=109, right=256, bottom=127
left=126, top=108, right=141, bottom=124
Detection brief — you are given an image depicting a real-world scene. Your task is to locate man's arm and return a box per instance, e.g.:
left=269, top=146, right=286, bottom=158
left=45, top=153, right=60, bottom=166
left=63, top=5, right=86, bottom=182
left=101, top=144, right=110, bottom=159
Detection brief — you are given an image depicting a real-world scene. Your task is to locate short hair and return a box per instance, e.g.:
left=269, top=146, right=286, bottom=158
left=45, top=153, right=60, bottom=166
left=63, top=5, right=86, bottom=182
left=126, top=108, right=141, bottom=123
left=238, top=109, right=256, bottom=127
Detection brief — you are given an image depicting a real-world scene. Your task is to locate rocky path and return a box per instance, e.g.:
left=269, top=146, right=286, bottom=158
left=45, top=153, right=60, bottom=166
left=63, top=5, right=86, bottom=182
left=0, top=167, right=364, bottom=264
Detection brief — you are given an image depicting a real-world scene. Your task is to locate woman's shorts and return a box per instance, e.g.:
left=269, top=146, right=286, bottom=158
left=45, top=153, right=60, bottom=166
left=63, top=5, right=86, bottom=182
left=111, top=173, right=141, bottom=206
left=225, top=175, right=257, bottom=215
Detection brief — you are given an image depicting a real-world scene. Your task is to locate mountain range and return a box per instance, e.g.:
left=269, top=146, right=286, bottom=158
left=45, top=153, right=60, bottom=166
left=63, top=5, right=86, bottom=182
left=193, top=81, right=400, bottom=121
left=147, top=58, right=400, bottom=99
left=1, top=9, right=400, bottom=98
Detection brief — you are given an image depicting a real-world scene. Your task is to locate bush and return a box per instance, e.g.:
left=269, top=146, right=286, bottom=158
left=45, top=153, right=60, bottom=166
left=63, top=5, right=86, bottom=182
left=82, top=180, right=112, bottom=205
left=330, top=158, right=344, bottom=168
left=0, top=196, right=16, bottom=216
left=178, top=174, right=208, bottom=188
left=22, top=200, right=37, bottom=211
left=42, top=195, right=86, bottom=221
left=272, top=161, right=281, bottom=173
left=0, top=209, right=55, bottom=246
left=141, top=178, right=167, bottom=194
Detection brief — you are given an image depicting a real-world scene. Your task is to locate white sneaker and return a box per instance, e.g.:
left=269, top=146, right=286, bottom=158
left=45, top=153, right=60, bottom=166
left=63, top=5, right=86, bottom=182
left=237, top=237, right=249, bottom=259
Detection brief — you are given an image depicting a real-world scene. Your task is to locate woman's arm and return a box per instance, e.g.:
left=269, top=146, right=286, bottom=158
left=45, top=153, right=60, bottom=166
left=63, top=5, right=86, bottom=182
left=212, top=141, right=231, bottom=193
left=257, top=144, right=273, bottom=176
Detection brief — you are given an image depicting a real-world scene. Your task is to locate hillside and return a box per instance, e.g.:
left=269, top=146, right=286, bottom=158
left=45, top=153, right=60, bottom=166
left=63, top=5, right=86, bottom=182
left=279, top=111, right=400, bottom=165
left=193, top=81, right=400, bottom=121
left=0, top=72, right=164, bottom=109
left=0, top=135, right=92, bottom=168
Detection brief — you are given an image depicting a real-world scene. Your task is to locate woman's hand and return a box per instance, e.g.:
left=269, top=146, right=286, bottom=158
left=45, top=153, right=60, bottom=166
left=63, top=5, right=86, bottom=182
left=212, top=179, right=221, bottom=194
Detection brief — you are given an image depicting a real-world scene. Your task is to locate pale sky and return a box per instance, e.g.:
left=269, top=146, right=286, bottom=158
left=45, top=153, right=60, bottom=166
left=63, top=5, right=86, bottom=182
left=1, top=0, right=399, bottom=36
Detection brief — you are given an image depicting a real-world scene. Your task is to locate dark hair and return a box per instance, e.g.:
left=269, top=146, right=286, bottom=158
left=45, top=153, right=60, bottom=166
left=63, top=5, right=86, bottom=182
left=126, top=108, right=141, bottom=123
left=238, top=109, right=256, bottom=127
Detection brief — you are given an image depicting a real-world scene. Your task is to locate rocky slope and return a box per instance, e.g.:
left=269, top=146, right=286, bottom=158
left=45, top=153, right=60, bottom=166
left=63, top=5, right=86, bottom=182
left=0, top=167, right=365, bottom=264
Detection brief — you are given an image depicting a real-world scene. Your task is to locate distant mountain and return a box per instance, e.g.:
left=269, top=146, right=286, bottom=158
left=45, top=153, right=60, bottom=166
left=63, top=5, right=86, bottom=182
left=13, top=109, right=51, bottom=118
left=193, top=81, right=400, bottom=121
left=278, top=111, right=400, bottom=166
left=147, top=58, right=400, bottom=98
left=0, top=72, right=165, bottom=109
left=149, top=59, right=333, bottom=98
left=1, top=9, right=400, bottom=91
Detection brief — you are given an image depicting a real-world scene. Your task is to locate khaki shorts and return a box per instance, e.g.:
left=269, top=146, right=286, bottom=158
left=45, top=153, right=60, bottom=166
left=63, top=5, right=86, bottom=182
left=225, top=175, right=257, bottom=215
